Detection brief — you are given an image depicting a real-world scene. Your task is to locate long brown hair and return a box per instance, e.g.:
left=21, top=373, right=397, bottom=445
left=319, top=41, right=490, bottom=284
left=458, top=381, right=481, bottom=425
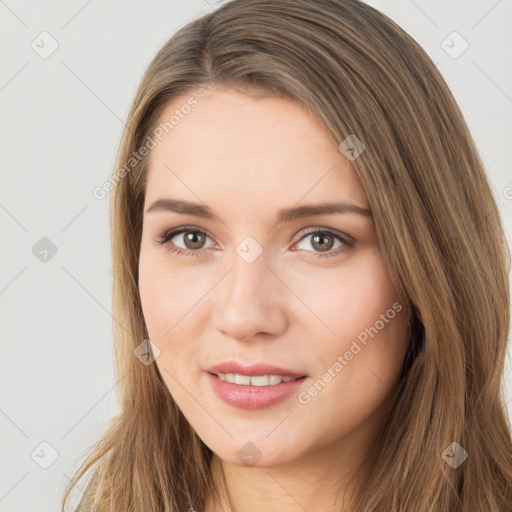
left=61, top=0, right=512, bottom=510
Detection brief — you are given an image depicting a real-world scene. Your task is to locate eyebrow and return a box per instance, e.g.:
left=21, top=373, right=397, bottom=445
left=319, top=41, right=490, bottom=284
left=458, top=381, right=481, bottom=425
left=145, top=198, right=372, bottom=222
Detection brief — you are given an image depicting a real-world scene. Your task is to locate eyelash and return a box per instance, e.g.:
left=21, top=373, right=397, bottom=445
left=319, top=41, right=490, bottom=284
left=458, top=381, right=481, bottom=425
left=155, top=226, right=355, bottom=259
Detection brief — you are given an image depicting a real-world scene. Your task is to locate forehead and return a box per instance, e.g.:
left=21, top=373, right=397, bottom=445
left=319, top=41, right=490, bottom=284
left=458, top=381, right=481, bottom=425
left=145, top=86, right=369, bottom=211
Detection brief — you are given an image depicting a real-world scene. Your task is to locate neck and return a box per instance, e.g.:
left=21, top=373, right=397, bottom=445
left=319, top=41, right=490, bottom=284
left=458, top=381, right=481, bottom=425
left=205, top=436, right=370, bottom=512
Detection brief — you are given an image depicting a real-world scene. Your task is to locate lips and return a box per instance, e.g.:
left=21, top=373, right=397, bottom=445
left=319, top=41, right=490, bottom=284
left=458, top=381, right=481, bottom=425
left=205, top=361, right=309, bottom=409
left=205, top=360, right=307, bottom=379
left=207, top=372, right=308, bottom=409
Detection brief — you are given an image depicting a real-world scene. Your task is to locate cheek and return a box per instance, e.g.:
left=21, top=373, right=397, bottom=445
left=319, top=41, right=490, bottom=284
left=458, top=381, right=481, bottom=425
left=292, top=250, right=404, bottom=340
left=290, top=258, right=409, bottom=443
left=138, top=252, right=170, bottom=339
left=293, top=251, right=409, bottom=387
left=139, top=248, right=205, bottom=341
left=138, top=250, right=213, bottom=388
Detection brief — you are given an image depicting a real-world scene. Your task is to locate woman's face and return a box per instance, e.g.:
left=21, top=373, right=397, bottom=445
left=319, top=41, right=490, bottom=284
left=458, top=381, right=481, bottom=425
left=138, top=85, right=410, bottom=469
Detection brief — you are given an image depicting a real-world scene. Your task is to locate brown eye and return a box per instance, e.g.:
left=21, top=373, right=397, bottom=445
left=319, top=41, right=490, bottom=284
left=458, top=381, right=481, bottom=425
left=310, top=232, right=335, bottom=252
left=157, top=227, right=214, bottom=256
left=294, top=229, right=354, bottom=258
left=181, top=230, right=208, bottom=250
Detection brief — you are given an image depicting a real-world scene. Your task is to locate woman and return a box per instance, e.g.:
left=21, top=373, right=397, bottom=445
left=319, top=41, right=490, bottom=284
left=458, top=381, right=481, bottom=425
left=62, top=0, right=512, bottom=510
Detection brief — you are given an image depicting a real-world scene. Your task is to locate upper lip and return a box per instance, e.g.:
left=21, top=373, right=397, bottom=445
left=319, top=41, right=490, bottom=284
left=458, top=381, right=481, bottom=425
left=205, top=361, right=307, bottom=378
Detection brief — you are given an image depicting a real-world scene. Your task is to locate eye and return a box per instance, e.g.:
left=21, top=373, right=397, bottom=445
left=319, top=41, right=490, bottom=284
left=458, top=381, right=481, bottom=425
left=155, top=226, right=355, bottom=259
left=155, top=227, right=214, bottom=257
left=293, top=228, right=354, bottom=258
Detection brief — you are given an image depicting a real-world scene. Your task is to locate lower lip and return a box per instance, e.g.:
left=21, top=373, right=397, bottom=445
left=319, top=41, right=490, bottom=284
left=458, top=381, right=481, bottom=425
left=207, top=372, right=308, bottom=410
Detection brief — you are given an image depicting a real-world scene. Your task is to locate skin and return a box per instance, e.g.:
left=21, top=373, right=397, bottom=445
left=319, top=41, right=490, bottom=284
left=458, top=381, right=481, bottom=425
left=138, top=85, right=411, bottom=512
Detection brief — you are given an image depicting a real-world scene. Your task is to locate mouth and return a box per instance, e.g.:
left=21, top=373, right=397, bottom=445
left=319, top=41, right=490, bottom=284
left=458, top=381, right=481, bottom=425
left=206, top=371, right=309, bottom=409
left=207, top=372, right=307, bottom=387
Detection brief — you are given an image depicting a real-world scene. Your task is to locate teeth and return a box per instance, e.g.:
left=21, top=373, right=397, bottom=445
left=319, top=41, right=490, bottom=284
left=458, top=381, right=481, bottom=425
left=217, top=373, right=298, bottom=386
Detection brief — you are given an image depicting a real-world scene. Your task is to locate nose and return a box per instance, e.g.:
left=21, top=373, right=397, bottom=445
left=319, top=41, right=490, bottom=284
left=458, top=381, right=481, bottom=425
left=212, top=251, right=288, bottom=342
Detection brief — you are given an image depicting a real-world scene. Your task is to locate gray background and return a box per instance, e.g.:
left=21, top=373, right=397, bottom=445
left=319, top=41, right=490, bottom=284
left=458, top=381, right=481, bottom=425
left=0, top=0, right=511, bottom=510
